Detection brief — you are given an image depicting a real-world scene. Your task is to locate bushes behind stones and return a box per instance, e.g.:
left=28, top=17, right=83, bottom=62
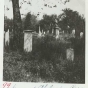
left=32, top=35, right=69, bottom=62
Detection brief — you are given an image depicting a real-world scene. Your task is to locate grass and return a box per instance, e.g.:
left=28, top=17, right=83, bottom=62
left=3, top=35, right=85, bottom=83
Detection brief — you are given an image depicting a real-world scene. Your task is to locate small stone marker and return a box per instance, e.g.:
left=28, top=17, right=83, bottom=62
left=24, top=30, right=33, bottom=52
left=44, top=31, right=45, bottom=35
left=38, top=26, right=42, bottom=37
left=66, top=48, right=74, bottom=61
left=5, top=29, right=9, bottom=47
left=55, top=27, right=60, bottom=39
left=80, top=32, right=83, bottom=38
left=56, top=29, right=59, bottom=35
left=56, top=30, right=59, bottom=39
left=72, top=29, right=75, bottom=37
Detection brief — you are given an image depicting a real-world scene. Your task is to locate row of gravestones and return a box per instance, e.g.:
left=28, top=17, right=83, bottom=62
left=4, top=27, right=83, bottom=61
left=38, top=26, right=61, bottom=39
left=38, top=26, right=84, bottom=39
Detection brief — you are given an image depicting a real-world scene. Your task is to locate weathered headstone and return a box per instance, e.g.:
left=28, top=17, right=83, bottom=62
left=56, top=30, right=59, bottom=39
left=56, top=29, right=59, bottom=35
left=72, top=29, right=75, bottom=38
left=5, top=29, right=9, bottom=47
left=38, top=26, right=42, bottom=37
left=54, top=19, right=60, bottom=39
left=55, top=27, right=60, bottom=39
left=44, top=31, right=45, bottom=35
left=24, top=30, right=33, bottom=52
left=80, top=32, right=83, bottom=38
left=66, top=48, right=74, bottom=61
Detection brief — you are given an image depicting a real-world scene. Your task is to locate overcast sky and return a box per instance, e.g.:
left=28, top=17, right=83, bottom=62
left=4, top=0, right=85, bottom=20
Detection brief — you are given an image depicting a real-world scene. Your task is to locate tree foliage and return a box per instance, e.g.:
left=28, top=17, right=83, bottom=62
left=4, top=16, right=13, bottom=32
left=39, top=14, right=57, bottom=33
left=58, top=8, right=85, bottom=37
left=6, top=0, right=70, bottom=51
left=24, top=12, right=38, bottom=31
left=24, top=12, right=31, bottom=30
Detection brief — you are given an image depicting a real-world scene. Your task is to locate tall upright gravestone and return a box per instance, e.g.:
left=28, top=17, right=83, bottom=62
left=24, top=30, right=33, bottom=52
left=38, top=26, right=42, bottom=37
left=54, top=19, right=60, bottom=39
left=5, top=29, right=9, bottom=47
left=72, top=29, right=75, bottom=38
left=56, top=28, right=59, bottom=39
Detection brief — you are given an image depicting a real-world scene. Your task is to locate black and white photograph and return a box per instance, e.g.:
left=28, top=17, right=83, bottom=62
left=3, top=0, right=85, bottom=83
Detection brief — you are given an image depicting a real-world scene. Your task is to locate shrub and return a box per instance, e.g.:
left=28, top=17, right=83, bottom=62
left=32, top=35, right=70, bottom=62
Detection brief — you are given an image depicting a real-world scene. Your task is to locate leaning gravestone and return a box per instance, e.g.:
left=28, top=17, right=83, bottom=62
left=24, top=30, right=33, bottom=52
left=66, top=48, right=74, bottom=61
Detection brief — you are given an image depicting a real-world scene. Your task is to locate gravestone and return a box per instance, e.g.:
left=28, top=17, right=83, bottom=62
left=38, top=26, right=42, bottom=37
left=24, top=30, right=33, bottom=52
left=66, top=48, right=74, bottom=61
left=5, top=29, right=9, bottom=47
left=55, top=26, right=60, bottom=39
left=72, top=29, right=75, bottom=38
left=56, top=29, right=59, bottom=35
left=44, top=31, right=45, bottom=35
left=56, top=30, right=59, bottom=39
left=80, top=32, right=83, bottom=38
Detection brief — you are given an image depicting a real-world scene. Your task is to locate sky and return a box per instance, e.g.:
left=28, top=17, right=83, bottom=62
left=4, top=0, right=85, bottom=20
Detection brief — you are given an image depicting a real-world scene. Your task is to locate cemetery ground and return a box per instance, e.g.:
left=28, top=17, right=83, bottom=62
left=3, top=34, right=85, bottom=83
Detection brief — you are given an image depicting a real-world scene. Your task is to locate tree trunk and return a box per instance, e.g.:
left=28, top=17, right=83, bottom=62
left=12, top=0, right=23, bottom=51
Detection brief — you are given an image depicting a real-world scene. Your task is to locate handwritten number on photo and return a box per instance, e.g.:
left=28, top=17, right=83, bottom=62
left=3, top=83, right=11, bottom=88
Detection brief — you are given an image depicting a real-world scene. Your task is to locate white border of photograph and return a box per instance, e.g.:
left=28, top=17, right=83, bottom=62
left=0, top=0, right=88, bottom=88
